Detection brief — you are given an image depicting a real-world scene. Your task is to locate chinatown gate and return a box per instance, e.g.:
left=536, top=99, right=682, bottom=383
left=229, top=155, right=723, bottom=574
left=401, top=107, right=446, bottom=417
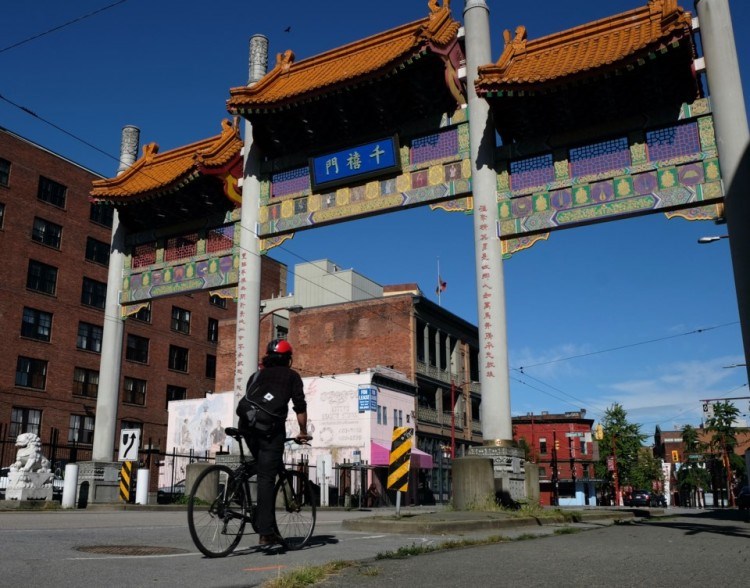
left=88, top=0, right=748, bottom=505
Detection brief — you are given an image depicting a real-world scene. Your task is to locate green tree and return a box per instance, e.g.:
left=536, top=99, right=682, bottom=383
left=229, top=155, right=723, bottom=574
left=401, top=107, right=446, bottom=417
left=594, top=404, right=648, bottom=496
left=677, top=424, right=710, bottom=498
left=630, top=450, right=664, bottom=491
left=704, top=401, right=744, bottom=504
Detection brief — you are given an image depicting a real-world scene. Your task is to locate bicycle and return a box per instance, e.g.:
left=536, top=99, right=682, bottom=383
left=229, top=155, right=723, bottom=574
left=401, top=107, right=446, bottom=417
left=187, top=426, right=316, bottom=558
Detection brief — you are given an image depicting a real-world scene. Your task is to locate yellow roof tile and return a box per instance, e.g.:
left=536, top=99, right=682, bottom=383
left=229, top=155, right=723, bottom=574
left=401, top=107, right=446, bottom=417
left=91, top=119, right=242, bottom=201
left=476, top=0, right=693, bottom=92
left=227, top=2, right=459, bottom=111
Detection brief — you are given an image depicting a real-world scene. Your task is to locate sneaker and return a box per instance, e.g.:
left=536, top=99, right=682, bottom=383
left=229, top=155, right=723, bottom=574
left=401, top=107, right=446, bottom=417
left=258, top=534, right=282, bottom=546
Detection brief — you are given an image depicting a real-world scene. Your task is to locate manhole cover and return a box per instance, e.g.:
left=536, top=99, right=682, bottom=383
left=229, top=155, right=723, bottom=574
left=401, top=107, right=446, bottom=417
left=76, top=545, right=188, bottom=556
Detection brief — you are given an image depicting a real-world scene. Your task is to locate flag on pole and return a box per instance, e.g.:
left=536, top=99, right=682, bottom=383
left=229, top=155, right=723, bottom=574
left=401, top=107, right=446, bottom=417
left=435, top=276, right=447, bottom=295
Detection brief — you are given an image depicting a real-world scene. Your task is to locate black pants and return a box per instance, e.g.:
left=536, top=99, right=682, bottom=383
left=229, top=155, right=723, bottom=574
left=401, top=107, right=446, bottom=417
left=247, top=428, right=284, bottom=536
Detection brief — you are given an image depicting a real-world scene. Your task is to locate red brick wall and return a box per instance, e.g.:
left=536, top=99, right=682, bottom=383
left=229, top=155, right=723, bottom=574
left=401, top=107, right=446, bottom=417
left=291, top=295, right=414, bottom=380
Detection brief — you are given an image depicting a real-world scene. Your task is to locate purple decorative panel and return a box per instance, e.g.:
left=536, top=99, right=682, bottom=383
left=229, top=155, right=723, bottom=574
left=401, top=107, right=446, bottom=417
left=271, top=166, right=310, bottom=198
left=570, top=137, right=630, bottom=178
left=411, top=129, right=459, bottom=165
left=509, top=153, right=554, bottom=192
left=646, top=122, right=700, bottom=162
left=207, top=225, right=234, bottom=254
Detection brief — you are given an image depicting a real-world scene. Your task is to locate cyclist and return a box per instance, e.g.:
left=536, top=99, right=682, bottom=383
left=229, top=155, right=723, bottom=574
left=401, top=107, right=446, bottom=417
left=238, top=339, right=310, bottom=546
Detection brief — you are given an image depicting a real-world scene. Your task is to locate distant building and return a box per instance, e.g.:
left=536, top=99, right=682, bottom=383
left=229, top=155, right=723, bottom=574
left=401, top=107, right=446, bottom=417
left=512, top=410, right=596, bottom=506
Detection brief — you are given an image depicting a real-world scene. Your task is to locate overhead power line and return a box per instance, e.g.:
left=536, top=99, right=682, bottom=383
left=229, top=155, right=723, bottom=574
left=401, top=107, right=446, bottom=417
left=0, top=1, right=129, bottom=55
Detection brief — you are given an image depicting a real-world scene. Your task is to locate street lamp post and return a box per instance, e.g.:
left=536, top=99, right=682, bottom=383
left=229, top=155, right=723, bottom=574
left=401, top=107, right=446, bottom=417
left=697, top=235, right=730, bottom=244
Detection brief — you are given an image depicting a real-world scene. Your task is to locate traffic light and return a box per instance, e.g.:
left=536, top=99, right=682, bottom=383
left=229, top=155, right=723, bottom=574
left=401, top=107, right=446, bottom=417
left=671, top=450, right=680, bottom=462
left=554, top=440, right=560, bottom=451
left=594, top=424, right=604, bottom=440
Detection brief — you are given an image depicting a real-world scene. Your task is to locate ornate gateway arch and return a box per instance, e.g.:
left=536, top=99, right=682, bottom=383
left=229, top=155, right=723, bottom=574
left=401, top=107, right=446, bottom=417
left=90, top=0, right=747, bottom=502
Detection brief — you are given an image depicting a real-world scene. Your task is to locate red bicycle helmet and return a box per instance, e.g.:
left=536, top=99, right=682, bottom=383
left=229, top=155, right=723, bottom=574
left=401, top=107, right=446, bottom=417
left=267, top=339, right=293, bottom=355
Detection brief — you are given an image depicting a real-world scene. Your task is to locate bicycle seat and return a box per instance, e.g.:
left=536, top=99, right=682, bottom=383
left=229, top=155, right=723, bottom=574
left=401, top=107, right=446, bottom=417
left=224, top=427, right=244, bottom=439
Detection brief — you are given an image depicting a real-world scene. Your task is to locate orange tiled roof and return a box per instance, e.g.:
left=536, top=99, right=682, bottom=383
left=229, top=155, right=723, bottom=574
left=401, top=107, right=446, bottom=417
left=90, top=119, right=243, bottom=201
left=475, top=0, right=693, bottom=93
left=227, top=1, right=459, bottom=112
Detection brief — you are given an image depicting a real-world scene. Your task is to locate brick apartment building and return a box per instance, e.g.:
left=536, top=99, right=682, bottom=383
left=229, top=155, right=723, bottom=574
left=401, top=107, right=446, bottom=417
left=0, top=127, right=286, bottom=466
left=512, top=410, right=596, bottom=506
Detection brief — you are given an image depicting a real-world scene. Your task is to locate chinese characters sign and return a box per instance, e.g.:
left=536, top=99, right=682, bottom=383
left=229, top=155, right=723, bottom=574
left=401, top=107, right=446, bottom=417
left=310, top=136, right=400, bottom=190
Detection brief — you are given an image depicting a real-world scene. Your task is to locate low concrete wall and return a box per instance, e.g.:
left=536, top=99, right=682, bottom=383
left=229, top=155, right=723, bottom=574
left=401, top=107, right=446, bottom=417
left=451, top=457, right=495, bottom=510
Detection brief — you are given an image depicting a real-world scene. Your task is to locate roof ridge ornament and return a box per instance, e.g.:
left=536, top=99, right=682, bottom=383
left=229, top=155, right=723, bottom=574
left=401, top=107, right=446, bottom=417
left=428, top=0, right=449, bottom=15
left=276, top=49, right=295, bottom=72
left=496, top=25, right=527, bottom=71
left=142, top=142, right=159, bottom=161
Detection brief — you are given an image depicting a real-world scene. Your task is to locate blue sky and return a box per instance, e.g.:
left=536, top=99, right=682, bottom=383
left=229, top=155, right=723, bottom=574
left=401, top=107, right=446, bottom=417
left=3, top=1, right=749, bottom=438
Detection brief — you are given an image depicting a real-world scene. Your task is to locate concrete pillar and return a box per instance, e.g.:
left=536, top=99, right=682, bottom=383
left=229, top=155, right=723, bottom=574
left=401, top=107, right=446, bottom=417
left=92, top=125, right=139, bottom=461
left=233, top=34, right=268, bottom=416
left=423, top=323, right=430, bottom=367
left=695, top=0, right=750, bottom=382
left=464, top=0, right=513, bottom=444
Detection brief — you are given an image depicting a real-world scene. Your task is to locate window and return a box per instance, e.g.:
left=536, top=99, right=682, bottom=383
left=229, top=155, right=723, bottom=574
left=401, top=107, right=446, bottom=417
left=539, top=438, right=547, bottom=455
left=77, top=322, right=103, bottom=353
left=171, top=306, right=191, bottom=334
left=73, top=367, right=99, bottom=398
left=10, top=407, right=41, bottom=437
left=85, top=237, right=110, bottom=266
left=32, top=217, right=63, bottom=249
left=399, top=410, right=404, bottom=427
left=27, top=260, right=58, bottom=295
left=123, top=377, right=146, bottom=405
left=81, top=277, right=107, bottom=309
left=209, top=294, right=227, bottom=308
left=377, top=406, right=382, bottom=425
left=393, top=408, right=398, bottom=427
left=89, top=202, right=113, bottom=227
left=168, top=345, right=189, bottom=372
left=383, top=405, right=387, bottom=426
left=21, top=307, right=52, bottom=341
left=0, top=157, right=10, bottom=186
left=68, top=415, right=95, bottom=444
left=121, top=421, right=143, bottom=437
left=0, top=202, right=5, bottom=229
left=580, top=439, right=587, bottom=455
left=166, top=385, right=187, bottom=407
left=15, top=356, right=47, bottom=389
left=207, top=318, right=219, bottom=343
left=126, top=334, right=149, bottom=363
left=206, top=354, right=216, bottom=379
left=131, top=304, right=151, bottom=323
left=37, top=176, right=67, bottom=208
left=538, top=467, right=547, bottom=479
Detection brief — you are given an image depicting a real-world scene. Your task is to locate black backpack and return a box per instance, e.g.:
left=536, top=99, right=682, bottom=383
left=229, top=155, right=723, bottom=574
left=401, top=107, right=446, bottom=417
left=236, top=371, right=282, bottom=436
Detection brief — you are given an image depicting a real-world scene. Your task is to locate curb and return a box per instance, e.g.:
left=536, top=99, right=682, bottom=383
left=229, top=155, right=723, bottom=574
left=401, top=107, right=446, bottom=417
left=342, top=509, right=639, bottom=534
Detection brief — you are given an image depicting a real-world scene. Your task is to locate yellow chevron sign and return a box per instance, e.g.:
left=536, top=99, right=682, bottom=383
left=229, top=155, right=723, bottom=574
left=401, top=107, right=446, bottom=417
left=119, top=461, right=133, bottom=503
left=387, top=427, right=413, bottom=491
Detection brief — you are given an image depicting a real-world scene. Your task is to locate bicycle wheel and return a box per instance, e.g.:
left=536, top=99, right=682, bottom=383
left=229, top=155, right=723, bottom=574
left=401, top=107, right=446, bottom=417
left=273, top=470, right=316, bottom=550
left=187, top=465, right=248, bottom=557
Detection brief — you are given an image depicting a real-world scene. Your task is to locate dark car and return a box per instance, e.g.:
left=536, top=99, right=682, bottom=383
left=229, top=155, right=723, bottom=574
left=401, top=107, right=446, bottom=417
left=157, top=479, right=186, bottom=504
left=627, top=489, right=652, bottom=507
left=737, top=486, right=750, bottom=510
left=649, top=493, right=667, bottom=507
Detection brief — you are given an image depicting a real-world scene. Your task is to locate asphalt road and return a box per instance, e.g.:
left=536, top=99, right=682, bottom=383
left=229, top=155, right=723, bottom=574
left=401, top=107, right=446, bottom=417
left=0, top=506, right=747, bottom=587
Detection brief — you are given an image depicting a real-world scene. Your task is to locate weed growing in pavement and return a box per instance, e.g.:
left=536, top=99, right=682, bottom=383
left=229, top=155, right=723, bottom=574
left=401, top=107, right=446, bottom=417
left=262, top=561, right=351, bottom=588
left=554, top=527, right=582, bottom=535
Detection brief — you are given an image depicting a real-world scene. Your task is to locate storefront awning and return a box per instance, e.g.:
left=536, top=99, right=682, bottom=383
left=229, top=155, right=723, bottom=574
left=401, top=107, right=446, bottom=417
left=370, top=441, right=434, bottom=469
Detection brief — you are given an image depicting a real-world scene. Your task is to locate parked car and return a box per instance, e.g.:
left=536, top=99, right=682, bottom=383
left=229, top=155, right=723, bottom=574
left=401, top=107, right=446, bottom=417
left=737, top=486, right=750, bottom=510
left=649, top=493, right=667, bottom=507
left=625, top=489, right=652, bottom=507
left=157, top=479, right=186, bottom=504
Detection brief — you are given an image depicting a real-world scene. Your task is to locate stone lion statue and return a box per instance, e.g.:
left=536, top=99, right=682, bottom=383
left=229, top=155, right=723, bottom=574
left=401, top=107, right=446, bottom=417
left=10, top=432, right=51, bottom=474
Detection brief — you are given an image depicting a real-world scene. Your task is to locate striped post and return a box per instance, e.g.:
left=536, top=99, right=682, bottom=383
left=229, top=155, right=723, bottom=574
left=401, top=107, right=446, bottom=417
left=387, top=427, right=413, bottom=515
